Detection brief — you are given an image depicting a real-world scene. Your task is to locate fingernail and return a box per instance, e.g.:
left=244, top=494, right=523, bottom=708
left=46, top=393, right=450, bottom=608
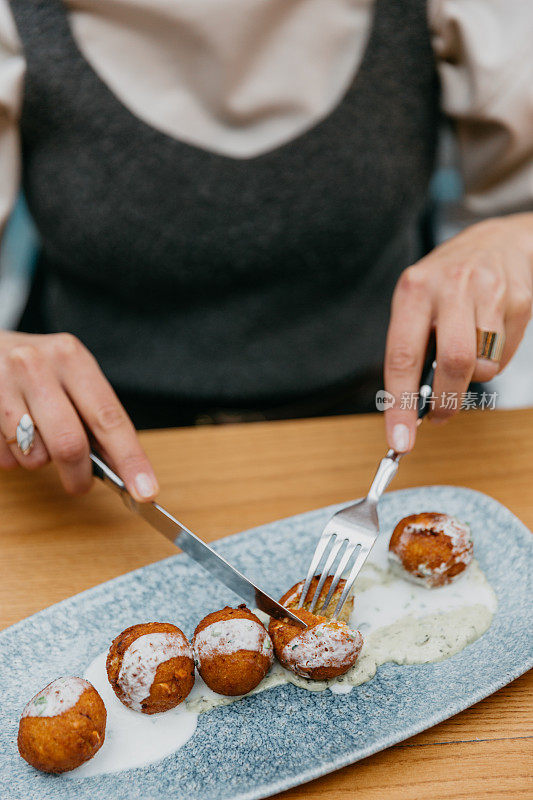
left=429, top=416, right=446, bottom=426
left=391, top=423, right=410, bottom=452
left=134, top=472, right=159, bottom=499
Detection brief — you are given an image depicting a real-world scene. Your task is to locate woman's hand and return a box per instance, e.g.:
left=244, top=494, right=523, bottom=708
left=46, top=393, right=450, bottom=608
left=384, top=213, right=533, bottom=452
left=0, top=331, right=159, bottom=500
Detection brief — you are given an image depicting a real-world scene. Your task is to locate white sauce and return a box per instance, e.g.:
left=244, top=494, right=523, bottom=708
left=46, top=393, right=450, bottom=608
left=194, top=618, right=273, bottom=665
left=186, top=558, right=496, bottom=708
left=354, top=561, right=495, bottom=632
left=64, top=525, right=498, bottom=779
left=64, top=652, right=197, bottom=779
left=281, top=622, right=363, bottom=676
left=117, top=632, right=192, bottom=712
left=22, top=677, right=90, bottom=718
left=388, top=549, right=472, bottom=587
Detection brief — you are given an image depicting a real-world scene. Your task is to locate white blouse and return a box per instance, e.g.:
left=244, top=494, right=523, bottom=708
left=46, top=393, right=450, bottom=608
left=0, top=0, right=531, bottom=241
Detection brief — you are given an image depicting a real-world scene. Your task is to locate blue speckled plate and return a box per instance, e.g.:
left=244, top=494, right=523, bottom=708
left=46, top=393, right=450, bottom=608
left=1, top=486, right=532, bottom=800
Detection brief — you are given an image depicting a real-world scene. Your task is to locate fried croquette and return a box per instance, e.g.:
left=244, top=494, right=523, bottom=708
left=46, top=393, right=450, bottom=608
left=106, top=622, right=195, bottom=713
left=18, top=677, right=106, bottom=773
left=269, top=608, right=363, bottom=680
left=388, top=512, right=473, bottom=587
left=279, top=576, right=354, bottom=623
left=193, top=605, right=273, bottom=696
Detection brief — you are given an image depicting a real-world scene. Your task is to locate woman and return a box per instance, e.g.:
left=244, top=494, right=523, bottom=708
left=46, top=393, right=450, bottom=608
left=0, top=0, right=531, bottom=501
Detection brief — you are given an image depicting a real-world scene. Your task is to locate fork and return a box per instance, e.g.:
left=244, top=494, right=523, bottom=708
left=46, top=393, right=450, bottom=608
left=298, top=354, right=436, bottom=620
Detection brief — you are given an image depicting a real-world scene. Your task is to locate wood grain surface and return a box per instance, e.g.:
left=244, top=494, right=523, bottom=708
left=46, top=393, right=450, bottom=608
left=1, top=408, right=531, bottom=798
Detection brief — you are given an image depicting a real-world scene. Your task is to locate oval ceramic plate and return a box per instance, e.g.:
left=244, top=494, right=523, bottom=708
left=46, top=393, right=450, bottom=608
left=1, top=486, right=532, bottom=800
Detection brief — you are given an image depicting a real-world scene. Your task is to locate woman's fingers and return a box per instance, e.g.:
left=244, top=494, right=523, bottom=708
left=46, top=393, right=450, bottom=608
left=0, top=434, right=19, bottom=470
left=471, top=318, right=506, bottom=384
left=6, top=425, right=50, bottom=470
left=8, top=344, right=92, bottom=494
left=469, top=261, right=507, bottom=383
left=0, top=332, right=159, bottom=500
left=498, top=260, right=533, bottom=371
left=470, top=255, right=530, bottom=383
left=430, top=280, right=477, bottom=423
left=0, top=372, right=50, bottom=470
left=47, top=334, right=159, bottom=502
left=383, top=217, right=533, bottom=439
left=384, top=267, right=433, bottom=452
left=500, top=312, right=531, bottom=372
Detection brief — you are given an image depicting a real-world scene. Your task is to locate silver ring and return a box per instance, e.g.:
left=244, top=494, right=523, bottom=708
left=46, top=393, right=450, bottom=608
left=5, top=413, right=35, bottom=455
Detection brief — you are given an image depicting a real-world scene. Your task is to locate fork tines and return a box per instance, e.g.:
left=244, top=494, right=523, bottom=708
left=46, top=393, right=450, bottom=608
left=298, top=531, right=365, bottom=620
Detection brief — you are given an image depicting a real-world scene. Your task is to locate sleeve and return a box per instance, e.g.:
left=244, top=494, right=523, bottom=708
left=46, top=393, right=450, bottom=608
left=429, top=0, right=533, bottom=215
left=0, top=0, right=24, bottom=242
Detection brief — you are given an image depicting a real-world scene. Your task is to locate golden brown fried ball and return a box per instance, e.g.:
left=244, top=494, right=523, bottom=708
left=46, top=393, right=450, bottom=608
left=388, top=512, right=473, bottom=588
left=269, top=608, right=363, bottom=680
left=106, top=622, right=195, bottom=714
left=279, top=576, right=354, bottom=623
left=18, top=677, right=106, bottom=773
left=193, top=605, right=273, bottom=696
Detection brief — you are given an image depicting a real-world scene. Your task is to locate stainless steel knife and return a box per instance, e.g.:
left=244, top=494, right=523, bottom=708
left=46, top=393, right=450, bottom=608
left=90, top=451, right=306, bottom=628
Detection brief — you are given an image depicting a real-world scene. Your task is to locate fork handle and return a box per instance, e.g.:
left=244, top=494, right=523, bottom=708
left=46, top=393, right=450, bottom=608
left=417, top=341, right=437, bottom=420
left=369, top=344, right=437, bottom=501
left=368, top=451, right=401, bottom=501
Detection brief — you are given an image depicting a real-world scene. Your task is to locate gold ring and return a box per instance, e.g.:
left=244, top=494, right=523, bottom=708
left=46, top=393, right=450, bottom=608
left=5, top=413, right=35, bottom=455
left=476, top=328, right=505, bottom=362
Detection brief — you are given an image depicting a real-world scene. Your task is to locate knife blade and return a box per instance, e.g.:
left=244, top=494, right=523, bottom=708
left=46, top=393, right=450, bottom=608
left=90, top=451, right=306, bottom=628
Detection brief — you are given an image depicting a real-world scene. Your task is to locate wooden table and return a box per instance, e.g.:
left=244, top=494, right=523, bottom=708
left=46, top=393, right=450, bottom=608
left=1, top=409, right=531, bottom=798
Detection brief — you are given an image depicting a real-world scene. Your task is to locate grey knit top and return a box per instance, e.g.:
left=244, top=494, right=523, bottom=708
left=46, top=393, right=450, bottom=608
left=10, top=0, right=439, bottom=406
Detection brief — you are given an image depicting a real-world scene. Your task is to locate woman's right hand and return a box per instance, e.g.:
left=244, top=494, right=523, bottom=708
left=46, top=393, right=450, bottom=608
left=0, top=331, right=159, bottom=500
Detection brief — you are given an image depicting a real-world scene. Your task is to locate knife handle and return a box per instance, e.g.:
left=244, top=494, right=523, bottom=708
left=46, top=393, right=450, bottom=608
left=90, top=450, right=138, bottom=511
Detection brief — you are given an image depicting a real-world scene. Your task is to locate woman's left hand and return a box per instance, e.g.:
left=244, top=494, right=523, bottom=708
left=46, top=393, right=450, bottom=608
left=383, top=213, right=533, bottom=453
